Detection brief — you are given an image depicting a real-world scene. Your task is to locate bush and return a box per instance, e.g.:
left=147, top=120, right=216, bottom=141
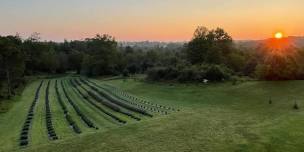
left=122, top=69, right=130, bottom=77
left=176, top=66, right=204, bottom=82
left=20, top=135, right=28, bottom=140
left=293, top=101, right=299, bottom=110
left=146, top=67, right=168, bottom=81
left=202, top=64, right=231, bottom=81
left=21, top=131, right=28, bottom=136
left=19, top=140, right=28, bottom=146
left=147, top=64, right=231, bottom=82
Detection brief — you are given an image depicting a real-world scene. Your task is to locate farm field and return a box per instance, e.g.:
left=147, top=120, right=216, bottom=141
left=1, top=0, right=304, bottom=151
left=1, top=77, right=304, bottom=152
left=0, top=77, right=175, bottom=152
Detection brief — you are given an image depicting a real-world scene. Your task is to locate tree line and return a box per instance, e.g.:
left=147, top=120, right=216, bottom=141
left=147, top=26, right=304, bottom=82
left=0, top=33, right=180, bottom=99
left=1, top=26, right=304, bottom=99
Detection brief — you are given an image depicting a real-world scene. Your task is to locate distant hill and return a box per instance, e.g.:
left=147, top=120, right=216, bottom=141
left=119, top=37, right=304, bottom=50
left=119, top=41, right=186, bottom=50
left=236, top=36, right=304, bottom=49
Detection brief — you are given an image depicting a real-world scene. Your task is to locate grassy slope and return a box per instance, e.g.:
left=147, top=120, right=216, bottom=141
left=0, top=98, right=16, bottom=114
left=26, top=79, right=304, bottom=152
left=1, top=78, right=304, bottom=151
left=0, top=81, right=39, bottom=151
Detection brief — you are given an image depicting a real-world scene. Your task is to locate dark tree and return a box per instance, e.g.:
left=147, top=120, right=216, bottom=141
left=0, top=35, right=25, bottom=98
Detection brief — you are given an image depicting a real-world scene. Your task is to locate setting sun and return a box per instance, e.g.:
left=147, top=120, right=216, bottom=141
left=274, top=32, right=283, bottom=39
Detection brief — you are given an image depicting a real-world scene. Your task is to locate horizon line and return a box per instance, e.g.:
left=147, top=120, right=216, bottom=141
left=1, top=33, right=303, bottom=43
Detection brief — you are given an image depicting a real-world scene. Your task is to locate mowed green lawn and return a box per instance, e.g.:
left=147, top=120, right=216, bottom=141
left=1, top=77, right=304, bottom=152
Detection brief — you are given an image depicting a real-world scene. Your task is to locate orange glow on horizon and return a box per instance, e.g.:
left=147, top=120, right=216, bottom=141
left=274, top=32, right=283, bottom=39
left=264, top=32, right=294, bottom=56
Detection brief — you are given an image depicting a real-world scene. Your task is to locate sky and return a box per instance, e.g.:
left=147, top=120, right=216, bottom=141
left=0, top=0, right=303, bottom=42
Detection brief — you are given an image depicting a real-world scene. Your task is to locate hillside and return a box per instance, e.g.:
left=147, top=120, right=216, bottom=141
left=1, top=77, right=304, bottom=152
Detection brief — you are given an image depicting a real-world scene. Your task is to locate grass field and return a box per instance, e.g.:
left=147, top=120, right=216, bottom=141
left=1, top=77, right=304, bottom=152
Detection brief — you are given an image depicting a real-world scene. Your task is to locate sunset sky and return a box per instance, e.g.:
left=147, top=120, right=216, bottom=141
left=0, top=0, right=303, bottom=41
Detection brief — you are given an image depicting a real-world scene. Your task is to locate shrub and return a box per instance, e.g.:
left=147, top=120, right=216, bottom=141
left=293, top=101, right=299, bottom=110
left=20, top=135, right=28, bottom=140
left=122, top=69, right=130, bottom=77
left=21, top=131, right=28, bottom=136
left=177, top=66, right=199, bottom=82
left=20, top=140, right=28, bottom=146
left=147, top=64, right=231, bottom=82
left=202, top=64, right=231, bottom=81
left=146, top=67, right=167, bottom=81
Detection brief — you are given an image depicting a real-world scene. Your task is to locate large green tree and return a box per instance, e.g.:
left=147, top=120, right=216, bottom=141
left=186, top=26, right=233, bottom=65
left=82, top=34, right=118, bottom=76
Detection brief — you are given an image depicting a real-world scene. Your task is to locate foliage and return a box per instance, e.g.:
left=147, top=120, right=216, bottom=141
left=254, top=47, right=304, bottom=80
left=186, top=26, right=233, bottom=65
left=147, top=64, right=231, bottom=82
left=2, top=25, right=304, bottom=101
left=0, top=35, right=25, bottom=98
left=82, top=34, right=119, bottom=76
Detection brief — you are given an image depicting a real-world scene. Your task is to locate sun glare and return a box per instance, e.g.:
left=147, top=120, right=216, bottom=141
left=265, top=31, right=291, bottom=53
left=274, top=32, right=283, bottom=39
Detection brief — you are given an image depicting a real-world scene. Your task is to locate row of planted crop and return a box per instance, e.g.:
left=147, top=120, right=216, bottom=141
left=55, top=80, right=81, bottom=134
left=86, top=79, right=175, bottom=114
left=74, top=79, right=142, bottom=121
left=19, top=81, right=44, bottom=146
left=45, top=81, right=58, bottom=140
left=20, top=78, right=112, bottom=147
left=101, top=82, right=179, bottom=112
left=78, top=79, right=149, bottom=120
left=79, top=78, right=153, bottom=118
left=85, top=80, right=169, bottom=114
left=60, top=80, right=98, bottom=129
left=20, top=77, right=170, bottom=147
left=69, top=79, right=127, bottom=124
